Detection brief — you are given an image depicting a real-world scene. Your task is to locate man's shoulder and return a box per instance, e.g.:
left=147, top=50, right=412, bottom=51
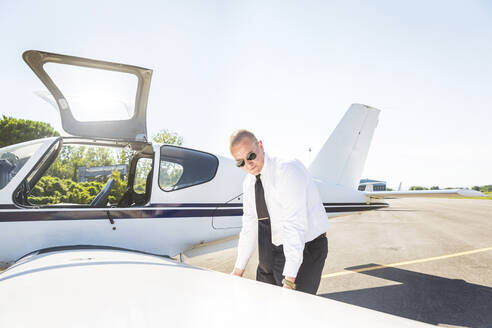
left=272, top=156, right=307, bottom=175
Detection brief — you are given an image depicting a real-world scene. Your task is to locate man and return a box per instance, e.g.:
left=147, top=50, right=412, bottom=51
left=230, top=129, right=329, bottom=294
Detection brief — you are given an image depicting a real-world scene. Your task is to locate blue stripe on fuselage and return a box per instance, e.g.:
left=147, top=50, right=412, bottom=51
left=0, top=202, right=387, bottom=222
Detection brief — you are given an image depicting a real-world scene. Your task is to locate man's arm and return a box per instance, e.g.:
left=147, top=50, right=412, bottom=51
left=278, top=162, right=309, bottom=281
left=232, top=179, right=257, bottom=276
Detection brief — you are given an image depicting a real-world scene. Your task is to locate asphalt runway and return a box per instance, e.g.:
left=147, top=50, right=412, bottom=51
left=186, top=198, right=492, bottom=328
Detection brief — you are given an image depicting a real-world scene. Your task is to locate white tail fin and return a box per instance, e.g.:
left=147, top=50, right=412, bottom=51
left=309, top=104, right=380, bottom=190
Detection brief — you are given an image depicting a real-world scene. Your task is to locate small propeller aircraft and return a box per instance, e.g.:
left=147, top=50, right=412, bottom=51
left=0, top=50, right=482, bottom=327
left=0, top=50, right=483, bottom=269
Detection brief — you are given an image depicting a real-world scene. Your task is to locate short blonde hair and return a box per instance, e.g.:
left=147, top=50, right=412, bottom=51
left=229, top=129, right=258, bottom=148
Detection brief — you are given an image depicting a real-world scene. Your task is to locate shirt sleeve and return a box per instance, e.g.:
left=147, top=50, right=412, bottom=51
left=278, top=162, right=309, bottom=278
left=234, top=177, right=258, bottom=270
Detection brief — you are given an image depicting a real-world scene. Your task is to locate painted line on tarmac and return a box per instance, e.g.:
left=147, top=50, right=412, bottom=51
left=322, top=246, right=492, bottom=279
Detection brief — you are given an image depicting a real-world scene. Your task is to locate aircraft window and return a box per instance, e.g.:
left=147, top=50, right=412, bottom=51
left=43, top=63, right=138, bottom=122
left=134, top=157, right=152, bottom=194
left=27, top=144, right=131, bottom=207
left=159, top=161, right=183, bottom=191
left=159, top=146, right=218, bottom=192
left=0, top=140, right=46, bottom=190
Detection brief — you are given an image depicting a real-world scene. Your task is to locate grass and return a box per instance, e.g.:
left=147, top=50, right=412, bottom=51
left=448, top=191, right=492, bottom=200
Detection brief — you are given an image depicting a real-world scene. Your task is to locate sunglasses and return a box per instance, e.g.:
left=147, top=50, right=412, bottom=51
left=235, top=152, right=257, bottom=167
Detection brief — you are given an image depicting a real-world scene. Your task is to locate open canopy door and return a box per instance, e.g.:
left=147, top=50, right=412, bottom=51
left=23, top=50, right=152, bottom=142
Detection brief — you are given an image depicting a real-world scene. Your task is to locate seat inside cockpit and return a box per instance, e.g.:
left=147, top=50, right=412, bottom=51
left=18, top=139, right=154, bottom=209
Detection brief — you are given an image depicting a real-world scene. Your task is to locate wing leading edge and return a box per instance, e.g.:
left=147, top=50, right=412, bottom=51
left=0, top=247, right=434, bottom=327
left=365, top=189, right=485, bottom=199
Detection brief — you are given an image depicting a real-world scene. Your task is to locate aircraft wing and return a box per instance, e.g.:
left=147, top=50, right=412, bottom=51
left=0, top=247, right=433, bottom=327
left=365, top=189, right=485, bottom=199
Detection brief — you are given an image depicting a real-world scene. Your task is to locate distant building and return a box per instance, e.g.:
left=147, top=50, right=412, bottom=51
left=358, top=178, right=386, bottom=191
left=78, top=164, right=128, bottom=182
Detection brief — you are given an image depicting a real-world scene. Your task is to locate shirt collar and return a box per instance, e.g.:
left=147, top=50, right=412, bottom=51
left=259, top=152, right=270, bottom=177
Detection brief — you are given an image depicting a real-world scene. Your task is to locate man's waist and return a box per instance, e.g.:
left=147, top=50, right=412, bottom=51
left=307, top=232, right=326, bottom=244
left=272, top=232, right=326, bottom=250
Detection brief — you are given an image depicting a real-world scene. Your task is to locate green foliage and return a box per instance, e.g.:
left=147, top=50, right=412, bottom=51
left=46, top=145, right=118, bottom=180
left=0, top=115, right=59, bottom=147
left=409, top=186, right=429, bottom=190
left=29, top=176, right=103, bottom=205
left=133, top=158, right=152, bottom=194
left=479, top=185, right=492, bottom=192
left=29, top=171, right=127, bottom=205
left=404, top=185, right=492, bottom=192
left=152, top=129, right=183, bottom=145
left=29, top=144, right=130, bottom=205
left=116, top=145, right=135, bottom=165
left=109, top=171, right=127, bottom=204
left=134, top=181, right=146, bottom=194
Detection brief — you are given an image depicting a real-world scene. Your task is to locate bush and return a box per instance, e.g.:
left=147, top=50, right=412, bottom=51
left=28, top=171, right=126, bottom=205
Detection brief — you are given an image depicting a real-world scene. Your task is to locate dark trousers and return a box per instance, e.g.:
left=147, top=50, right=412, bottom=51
left=256, top=234, right=328, bottom=294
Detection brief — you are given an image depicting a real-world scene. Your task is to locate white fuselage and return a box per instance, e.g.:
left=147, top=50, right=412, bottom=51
left=0, top=104, right=388, bottom=269
left=0, top=140, right=387, bottom=269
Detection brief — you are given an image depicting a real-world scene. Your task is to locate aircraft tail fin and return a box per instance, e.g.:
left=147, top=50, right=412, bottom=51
left=309, top=104, right=380, bottom=190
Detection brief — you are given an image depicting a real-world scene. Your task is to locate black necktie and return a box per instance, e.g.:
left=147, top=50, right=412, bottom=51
left=256, top=174, right=273, bottom=273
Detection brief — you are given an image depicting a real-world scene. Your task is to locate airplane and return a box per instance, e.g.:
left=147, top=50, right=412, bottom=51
left=0, top=247, right=435, bottom=327
left=0, top=50, right=483, bottom=270
left=0, top=49, right=483, bottom=327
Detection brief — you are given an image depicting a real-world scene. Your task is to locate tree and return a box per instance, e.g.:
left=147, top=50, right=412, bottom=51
left=152, top=129, right=183, bottom=145
left=116, top=145, right=135, bottom=165
left=409, top=186, right=428, bottom=190
left=46, top=145, right=119, bottom=181
left=430, top=186, right=440, bottom=190
left=0, top=116, right=59, bottom=147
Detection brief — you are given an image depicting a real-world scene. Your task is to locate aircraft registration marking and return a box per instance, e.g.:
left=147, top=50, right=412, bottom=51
left=321, top=246, right=492, bottom=279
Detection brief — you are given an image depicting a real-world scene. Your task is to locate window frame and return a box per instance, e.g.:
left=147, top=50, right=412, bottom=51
left=13, top=137, right=62, bottom=207
left=132, top=156, right=153, bottom=195
left=0, top=139, right=55, bottom=191
left=158, top=145, right=219, bottom=193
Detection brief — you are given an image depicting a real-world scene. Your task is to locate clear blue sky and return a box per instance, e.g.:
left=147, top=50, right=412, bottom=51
left=1, top=0, right=491, bottom=189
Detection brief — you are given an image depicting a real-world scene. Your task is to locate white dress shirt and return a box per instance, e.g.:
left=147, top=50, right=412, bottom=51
left=234, top=152, right=329, bottom=278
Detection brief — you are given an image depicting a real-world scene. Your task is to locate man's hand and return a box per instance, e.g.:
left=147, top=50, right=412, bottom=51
left=231, top=267, right=244, bottom=277
left=283, top=276, right=296, bottom=289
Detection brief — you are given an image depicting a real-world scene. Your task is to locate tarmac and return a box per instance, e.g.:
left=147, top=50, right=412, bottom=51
left=187, top=198, right=492, bottom=328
